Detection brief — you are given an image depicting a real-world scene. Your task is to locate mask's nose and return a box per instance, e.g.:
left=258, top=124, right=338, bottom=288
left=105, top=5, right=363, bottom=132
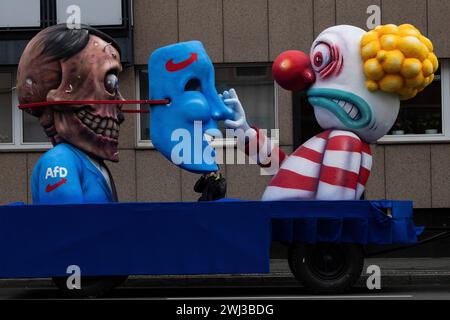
left=272, top=50, right=316, bottom=92
left=210, top=94, right=234, bottom=121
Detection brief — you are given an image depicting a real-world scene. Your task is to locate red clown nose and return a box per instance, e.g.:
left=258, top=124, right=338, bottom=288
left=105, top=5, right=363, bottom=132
left=272, top=50, right=315, bottom=92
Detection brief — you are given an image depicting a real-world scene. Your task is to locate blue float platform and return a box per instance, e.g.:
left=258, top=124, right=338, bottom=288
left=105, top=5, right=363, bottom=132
left=0, top=200, right=419, bottom=278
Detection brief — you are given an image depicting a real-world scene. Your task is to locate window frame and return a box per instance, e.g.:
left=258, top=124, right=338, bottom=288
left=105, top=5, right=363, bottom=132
left=378, top=59, right=450, bottom=144
left=134, top=64, right=279, bottom=149
left=0, top=69, right=51, bottom=151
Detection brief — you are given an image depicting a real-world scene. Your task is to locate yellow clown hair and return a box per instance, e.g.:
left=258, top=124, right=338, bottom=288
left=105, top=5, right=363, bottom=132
left=361, top=24, right=439, bottom=100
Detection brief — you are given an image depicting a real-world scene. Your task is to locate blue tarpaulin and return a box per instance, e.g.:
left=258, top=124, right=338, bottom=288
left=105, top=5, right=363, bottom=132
left=269, top=200, right=420, bottom=245
left=0, top=200, right=418, bottom=278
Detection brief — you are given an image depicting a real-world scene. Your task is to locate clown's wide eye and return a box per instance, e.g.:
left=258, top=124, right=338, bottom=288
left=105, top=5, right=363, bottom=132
left=105, top=73, right=119, bottom=94
left=311, top=43, right=332, bottom=72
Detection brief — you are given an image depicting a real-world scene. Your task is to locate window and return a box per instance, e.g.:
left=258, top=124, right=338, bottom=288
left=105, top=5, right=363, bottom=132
left=0, top=0, right=40, bottom=28
left=215, top=65, right=277, bottom=133
left=0, top=70, right=50, bottom=150
left=137, top=69, right=151, bottom=143
left=136, top=64, right=277, bottom=147
left=0, top=73, right=13, bottom=143
left=379, top=60, right=450, bottom=143
left=56, top=0, right=123, bottom=27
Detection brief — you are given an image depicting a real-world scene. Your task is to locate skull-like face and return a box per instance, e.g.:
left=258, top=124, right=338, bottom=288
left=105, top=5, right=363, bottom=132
left=17, top=28, right=124, bottom=162
left=48, top=35, right=123, bottom=162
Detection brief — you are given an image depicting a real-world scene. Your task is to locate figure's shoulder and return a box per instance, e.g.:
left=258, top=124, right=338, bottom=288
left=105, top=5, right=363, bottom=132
left=324, top=130, right=366, bottom=153
left=35, top=144, right=82, bottom=168
left=327, top=130, right=361, bottom=141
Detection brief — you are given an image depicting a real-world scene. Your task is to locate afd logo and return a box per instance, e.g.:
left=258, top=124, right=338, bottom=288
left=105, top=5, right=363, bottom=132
left=45, top=166, right=68, bottom=180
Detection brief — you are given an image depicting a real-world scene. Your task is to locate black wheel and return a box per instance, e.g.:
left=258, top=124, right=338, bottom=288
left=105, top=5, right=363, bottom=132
left=52, top=276, right=128, bottom=298
left=288, top=243, right=364, bottom=294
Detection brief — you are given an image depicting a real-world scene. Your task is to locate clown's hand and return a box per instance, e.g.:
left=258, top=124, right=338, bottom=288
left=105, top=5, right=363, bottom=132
left=222, top=89, right=252, bottom=132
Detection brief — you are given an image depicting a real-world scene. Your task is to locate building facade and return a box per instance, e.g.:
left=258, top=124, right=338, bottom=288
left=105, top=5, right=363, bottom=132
left=1, top=0, right=450, bottom=222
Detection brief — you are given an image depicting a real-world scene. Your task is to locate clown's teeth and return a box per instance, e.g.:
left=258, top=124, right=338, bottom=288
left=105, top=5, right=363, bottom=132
left=349, top=107, right=358, bottom=118
left=107, top=119, right=114, bottom=129
left=96, top=128, right=104, bottom=134
left=104, top=129, right=111, bottom=137
left=333, top=99, right=361, bottom=121
left=343, top=103, right=352, bottom=114
left=94, top=117, right=101, bottom=123
left=352, top=112, right=361, bottom=120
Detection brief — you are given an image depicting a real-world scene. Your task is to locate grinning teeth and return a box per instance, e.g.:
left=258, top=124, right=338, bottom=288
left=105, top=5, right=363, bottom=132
left=77, top=110, right=120, bottom=140
left=91, top=122, right=98, bottom=130
left=82, top=118, right=92, bottom=126
left=349, top=107, right=358, bottom=119
left=332, top=99, right=362, bottom=121
left=99, top=119, right=107, bottom=129
left=343, top=103, right=353, bottom=114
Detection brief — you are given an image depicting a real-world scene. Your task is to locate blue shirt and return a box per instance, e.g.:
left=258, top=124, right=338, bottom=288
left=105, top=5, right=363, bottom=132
left=31, top=143, right=116, bottom=204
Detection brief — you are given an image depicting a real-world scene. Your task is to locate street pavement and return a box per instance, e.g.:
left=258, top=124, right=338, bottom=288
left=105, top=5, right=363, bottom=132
left=0, top=258, right=449, bottom=300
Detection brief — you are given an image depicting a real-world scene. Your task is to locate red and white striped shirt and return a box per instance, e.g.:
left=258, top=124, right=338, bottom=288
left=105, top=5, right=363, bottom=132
left=246, top=129, right=372, bottom=201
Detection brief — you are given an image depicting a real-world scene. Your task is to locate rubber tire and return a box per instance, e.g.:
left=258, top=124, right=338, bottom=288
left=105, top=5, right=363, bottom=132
left=288, top=243, right=364, bottom=294
left=52, top=276, right=128, bottom=298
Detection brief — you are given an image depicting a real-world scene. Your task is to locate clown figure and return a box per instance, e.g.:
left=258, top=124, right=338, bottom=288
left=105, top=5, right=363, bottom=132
left=224, top=24, right=438, bottom=201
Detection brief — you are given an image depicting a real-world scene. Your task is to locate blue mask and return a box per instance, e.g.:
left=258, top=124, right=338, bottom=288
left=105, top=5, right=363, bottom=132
left=148, top=41, right=233, bottom=173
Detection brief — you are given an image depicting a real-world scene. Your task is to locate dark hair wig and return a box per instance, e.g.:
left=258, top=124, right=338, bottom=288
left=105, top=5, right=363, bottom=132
left=40, top=23, right=121, bottom=62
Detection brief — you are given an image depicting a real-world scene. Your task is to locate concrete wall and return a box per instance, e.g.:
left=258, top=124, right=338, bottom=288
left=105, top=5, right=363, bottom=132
left=2, top=0, right=450, bottom=208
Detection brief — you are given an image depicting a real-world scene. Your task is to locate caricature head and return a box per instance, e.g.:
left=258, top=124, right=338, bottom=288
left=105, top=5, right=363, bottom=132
left=148, top=41, right=233, bottom=173
left=273, top=24, right=438, bottom=143
left=17, top=24, right=124, bottom=162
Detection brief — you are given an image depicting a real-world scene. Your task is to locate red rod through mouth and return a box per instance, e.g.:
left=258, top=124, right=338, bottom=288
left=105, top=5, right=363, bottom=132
left=17, top=99, right=171, bottom=114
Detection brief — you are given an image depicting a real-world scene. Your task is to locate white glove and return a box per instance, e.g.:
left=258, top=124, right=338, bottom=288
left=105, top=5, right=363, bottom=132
left=221, top=88, right=252, bottom=132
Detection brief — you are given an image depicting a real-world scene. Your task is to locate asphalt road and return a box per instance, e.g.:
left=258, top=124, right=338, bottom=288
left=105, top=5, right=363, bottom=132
left=1, top=258, right=450, bottom=300
left=1, top=283, right=450, bottom=300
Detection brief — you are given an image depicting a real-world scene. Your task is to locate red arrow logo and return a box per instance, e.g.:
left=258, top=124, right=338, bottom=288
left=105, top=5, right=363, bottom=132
left=165, top=53, right=198, bottom=72
left=45, top=178, right=67, bottom=193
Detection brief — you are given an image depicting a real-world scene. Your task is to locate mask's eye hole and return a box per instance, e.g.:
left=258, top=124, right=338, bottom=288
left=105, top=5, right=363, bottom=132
left=105, top=73, right=119, bottom=94
left=311, top=43, right=332, bottom=72
left=184, top=78, right=202, bottom=92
